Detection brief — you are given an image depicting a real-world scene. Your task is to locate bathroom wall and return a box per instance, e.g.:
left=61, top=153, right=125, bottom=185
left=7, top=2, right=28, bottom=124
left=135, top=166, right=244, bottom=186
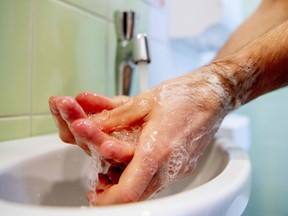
left=0, top=0, right=153, bottom=141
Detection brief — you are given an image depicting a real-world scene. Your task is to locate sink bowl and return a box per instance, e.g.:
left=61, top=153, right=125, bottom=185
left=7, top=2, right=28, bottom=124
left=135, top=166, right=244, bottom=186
left=0, top=134, right=251, bottom=216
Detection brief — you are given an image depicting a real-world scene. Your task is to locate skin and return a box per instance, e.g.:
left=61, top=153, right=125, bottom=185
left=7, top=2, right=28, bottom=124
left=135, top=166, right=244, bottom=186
left=49, top=0, right=288, bottom=205
left=216, top=0, right=288, bottom=59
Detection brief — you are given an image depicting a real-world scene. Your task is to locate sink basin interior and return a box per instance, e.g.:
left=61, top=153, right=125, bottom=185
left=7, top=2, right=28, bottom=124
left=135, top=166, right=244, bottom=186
left=0, top=146, right=90, bottom=206
left=0, top=136, right=228, bottom=207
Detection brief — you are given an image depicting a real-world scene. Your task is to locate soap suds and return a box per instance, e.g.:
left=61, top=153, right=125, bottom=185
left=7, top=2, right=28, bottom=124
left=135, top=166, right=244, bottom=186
left=166, top=145, right=189, bottom=181
left=211, top=59, right=260, bottom=109
left=84, top=126, right=141, bottom=205
left=86, top=144, right=105, bottom=205
left=109, top=126, right=141, bottom=144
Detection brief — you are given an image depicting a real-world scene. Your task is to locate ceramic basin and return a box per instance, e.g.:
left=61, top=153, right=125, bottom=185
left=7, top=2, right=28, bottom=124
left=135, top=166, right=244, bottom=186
left=0, top=134, right=251, bottom=216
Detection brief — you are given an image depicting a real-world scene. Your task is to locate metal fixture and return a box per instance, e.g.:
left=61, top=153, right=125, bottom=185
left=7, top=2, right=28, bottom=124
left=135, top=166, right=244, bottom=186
left=114, top=11, right=151, bottom=96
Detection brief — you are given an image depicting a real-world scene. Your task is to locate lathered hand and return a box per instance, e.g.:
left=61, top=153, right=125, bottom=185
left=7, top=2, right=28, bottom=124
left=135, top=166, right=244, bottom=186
left=49, top=13, right=288, bottom=206
left=49, top=92, right=130, bottom=156
left=49, top=93, right=136, bottom=198
left=66, top=66, right=232, bottom=205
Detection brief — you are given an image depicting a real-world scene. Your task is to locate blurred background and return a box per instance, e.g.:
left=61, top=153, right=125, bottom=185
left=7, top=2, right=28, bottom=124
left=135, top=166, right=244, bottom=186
left=0, top=0, right=287, bottom=215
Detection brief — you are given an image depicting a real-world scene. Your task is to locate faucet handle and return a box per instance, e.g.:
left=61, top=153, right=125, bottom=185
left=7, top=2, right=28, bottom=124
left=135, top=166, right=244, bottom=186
left=114, top=11, right=135, bottom=42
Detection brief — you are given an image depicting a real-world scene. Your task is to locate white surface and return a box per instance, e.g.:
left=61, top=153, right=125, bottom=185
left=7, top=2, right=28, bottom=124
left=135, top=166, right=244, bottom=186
left=168, top=0, right=244, bottom=38
left=169, top=0, right=222, bottom=37
left=0, top=134, right=251, bottom=216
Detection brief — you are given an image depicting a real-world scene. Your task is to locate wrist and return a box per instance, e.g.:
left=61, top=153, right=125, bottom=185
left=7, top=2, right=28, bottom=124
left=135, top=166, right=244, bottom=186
left=184, top=65, right=236, bottom=114
left=208, top=53, right=259, bottom=110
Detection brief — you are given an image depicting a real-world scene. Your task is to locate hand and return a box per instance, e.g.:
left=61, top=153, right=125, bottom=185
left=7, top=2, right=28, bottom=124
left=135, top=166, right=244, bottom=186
left=49, top=93, right=136, bottom=200
left=65, top=66, right=231, bottom=205
left=49, top=92, right=130, bottom=155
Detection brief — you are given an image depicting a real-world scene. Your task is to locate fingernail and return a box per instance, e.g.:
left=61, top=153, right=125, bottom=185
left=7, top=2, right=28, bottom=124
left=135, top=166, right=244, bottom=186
left=56, top=97, right=73, bottom=111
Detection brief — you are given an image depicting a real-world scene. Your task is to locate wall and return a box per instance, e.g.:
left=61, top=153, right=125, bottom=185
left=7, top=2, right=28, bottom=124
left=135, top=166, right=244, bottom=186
left=0, top=0, right=152, bottom=141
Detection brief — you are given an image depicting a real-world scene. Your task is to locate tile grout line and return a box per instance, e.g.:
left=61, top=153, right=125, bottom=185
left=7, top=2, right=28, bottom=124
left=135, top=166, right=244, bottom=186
left=28, top=0, right=36, bottom=137
left=52, top=0, right=113, bottom=23
left=0, top=113, right=53, bottom=119
left=105, top=12, right=110, bottom=96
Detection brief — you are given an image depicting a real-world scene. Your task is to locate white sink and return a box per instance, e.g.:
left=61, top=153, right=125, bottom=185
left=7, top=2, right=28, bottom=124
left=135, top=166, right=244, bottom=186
left=0, top=134, right=251, bottom=216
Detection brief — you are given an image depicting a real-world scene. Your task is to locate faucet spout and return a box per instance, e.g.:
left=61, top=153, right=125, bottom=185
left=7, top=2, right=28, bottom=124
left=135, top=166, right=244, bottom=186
left=114, top=11, right=151, bottom=96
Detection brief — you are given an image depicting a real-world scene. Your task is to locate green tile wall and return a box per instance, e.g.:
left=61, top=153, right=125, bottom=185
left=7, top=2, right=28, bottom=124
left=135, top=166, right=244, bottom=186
left=65, top=0, right=108, bottom=17
left=32, top=0, right=107, bottom=114
left=0, top=117, right=30, bottom=141
left=0, top=0, right=30, bottom=116
left=0, top=0, right=149, bottom=141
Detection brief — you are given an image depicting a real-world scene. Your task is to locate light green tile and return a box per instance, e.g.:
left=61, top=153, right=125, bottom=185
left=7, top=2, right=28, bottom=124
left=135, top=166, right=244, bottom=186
left=0, top=0, right=30, bottom=116
left=64, top=0, right=108, bottom=17
left=125, top=0, right=149, bottom=33
left=31, top=115, right=57, bottom=136
left=32, top=0, right=108, bottom=114
left=108, top=0, right=126, bottom=20
left=0, top=117, right=30, bottom=141
left=106, top=23, right=116, bottom=97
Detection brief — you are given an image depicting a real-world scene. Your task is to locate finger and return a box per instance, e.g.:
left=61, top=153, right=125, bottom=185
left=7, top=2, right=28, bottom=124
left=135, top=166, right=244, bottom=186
left=91, top=151, right=159, bottom=205
left=55, top=97, right=93, bottom=153
left=75, top=92, right=115, bottom=114
left=91, top=119, right=170, bottom=205
left=99, top=140, right=134, bottom=163
left=71, top=119, right=135, bottom=163
left=76, top=92, right=130, bottom=114
left=87, top=165, right=124, bottom=204
left=87, top=173, right=111, bottom=204
left=49, top=96, right=75, bottom=143
left=111, top=95, right=130, bottom=106
left=91, top=97, right=151, bottom=132
left=70, top=119, right=108, bottom=146
left=97, top=173, right=112, bottom=192
left=56, top=96, right=87, bottom=123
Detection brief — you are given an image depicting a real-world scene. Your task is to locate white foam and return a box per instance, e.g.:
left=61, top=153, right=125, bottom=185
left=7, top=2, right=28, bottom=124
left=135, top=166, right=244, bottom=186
left=83, top=125, right=142, bottom=205
left=167, top=145, right=189, bottom=180
left=109, top=126, right=141, bottom=144
left=86, top=144, right=102, bottom=205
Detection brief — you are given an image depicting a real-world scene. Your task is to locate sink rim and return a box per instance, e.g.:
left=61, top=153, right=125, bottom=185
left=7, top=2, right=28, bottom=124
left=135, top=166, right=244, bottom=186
left=0, top=134, right=251, bottom=216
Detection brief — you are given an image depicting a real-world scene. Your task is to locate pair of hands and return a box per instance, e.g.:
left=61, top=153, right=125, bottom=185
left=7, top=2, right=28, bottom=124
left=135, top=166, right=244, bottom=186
left=49, top=67, right=229, bottom=205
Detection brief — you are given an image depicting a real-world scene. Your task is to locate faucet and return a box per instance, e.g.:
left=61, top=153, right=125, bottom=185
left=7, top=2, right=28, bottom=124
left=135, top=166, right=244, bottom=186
left=114, top=11, right=151, bottom=96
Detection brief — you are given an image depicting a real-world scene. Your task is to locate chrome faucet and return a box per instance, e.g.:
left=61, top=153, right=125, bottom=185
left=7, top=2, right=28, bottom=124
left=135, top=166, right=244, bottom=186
left=114, top=11, right=151, bottom=96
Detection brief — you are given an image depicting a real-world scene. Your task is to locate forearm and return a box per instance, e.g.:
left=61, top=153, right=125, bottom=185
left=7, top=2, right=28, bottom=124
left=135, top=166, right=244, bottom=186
left=211, top=20, right=288, bottom=109
left=215, top=0, right=288, bottom=59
